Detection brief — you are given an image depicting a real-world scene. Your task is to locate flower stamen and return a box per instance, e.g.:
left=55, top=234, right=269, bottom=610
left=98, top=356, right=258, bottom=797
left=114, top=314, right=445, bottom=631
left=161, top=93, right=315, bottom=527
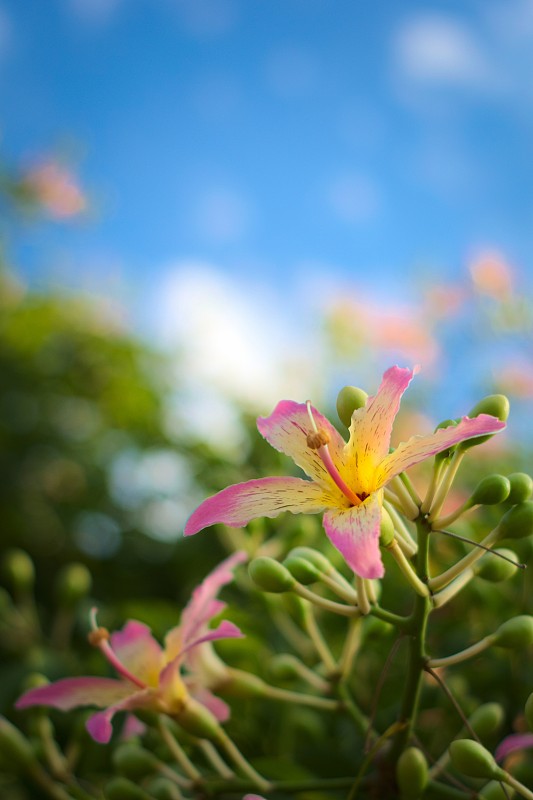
left=89, top=608, right=147, bottom=689
left=306, top=401, right=362, bottom=506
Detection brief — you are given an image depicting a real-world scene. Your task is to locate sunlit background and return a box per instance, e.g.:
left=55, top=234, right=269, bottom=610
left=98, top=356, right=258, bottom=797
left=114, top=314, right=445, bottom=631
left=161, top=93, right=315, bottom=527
left=1, top=0, right=532, bottom=560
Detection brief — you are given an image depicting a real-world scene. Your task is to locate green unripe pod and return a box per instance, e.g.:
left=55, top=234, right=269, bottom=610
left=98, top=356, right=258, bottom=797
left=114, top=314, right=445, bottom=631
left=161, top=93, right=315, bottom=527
left=493, top=615, right=533, bottom=648
left=379, top=506, right=396, bottom=547
left=498, top=502, right=533, bottom=540
left=336, top=385, right=368, bottom=428
left=249, top=557, right=296, bottom=593
left=525, top=691, right=533, bottom=731
left=2, top=549, right=35, bottom=593
left=507, top=473, right=533, bottom=505
left=471, top=475, right=511, bottom=506
left=287, top=546, right=333, bottom=573
left=468, top=703, right=505, bottom=740
left=105, top=777, right=152, bottom=800
left=458, top=395, right=509, bottom=451
left=475, top=549, right=519, bottom=583
left=112, top=744, right=157, bottom=780
left=449, top=739, right=502, bottom=780
left=396, top=746, right=429, bottom=799
left=283, top=555, right=321, bottom=585
left=0, top=717, right=35, bottom=771
left=55, top=563, right=92, bottom=608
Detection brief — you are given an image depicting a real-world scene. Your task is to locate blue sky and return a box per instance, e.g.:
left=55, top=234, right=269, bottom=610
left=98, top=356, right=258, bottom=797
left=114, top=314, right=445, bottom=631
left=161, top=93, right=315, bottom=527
left=1, top=0, right=533, bottom=429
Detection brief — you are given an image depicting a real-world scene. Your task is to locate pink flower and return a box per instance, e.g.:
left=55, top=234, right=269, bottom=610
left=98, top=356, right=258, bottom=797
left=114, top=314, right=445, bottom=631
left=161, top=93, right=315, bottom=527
left=16, top=552, right=246, bottom=743
left=495, top=732, right=533, bottom=762
left=185, top=367, right=505, bottom=580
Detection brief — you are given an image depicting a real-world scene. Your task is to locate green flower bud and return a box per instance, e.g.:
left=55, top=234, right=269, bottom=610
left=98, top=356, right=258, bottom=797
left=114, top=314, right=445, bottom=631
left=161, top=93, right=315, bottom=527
left=507, top=473, right=533, bottom=505
left=480, top=780, right=513, bottom=799
left=283, top=555, right=321, bottom=585
left=287, top=546, right=333, bottom=573
left=525, top=691, right=533, bottom=731
left=468, top=703, right=505, bottom=740
left=2, top=549, right=34, bottom=593
left=396, top=746, right=429, bottom=799
left=0, top=717, right=35, bottom=771
left=222, top=668, right=268, bottom=698
left=434, top=419, right=459, bottom=462
left=268, top=654, right=304, bottom=681
left=336, top=385, right=368, bottom=428
left=498, top=502, right=533, bottom=540
left=105, top=777, right=152, bottom=800
left=475, top=549, right=518, bottom=583
left=379, top=507, right=395, bottom=547
left=449, top=740, right=502, bottom=780
left=471, top=475, right=511, bottom=506
left=55, top=563, right=92, bottom=608
left=468, top=395, right=510, bottom=422
left=457, top=395, right=510, bottom=452
left=145, top=777, right=183, bottom=800
left=249, top=557, right=296, bottom=593
left=494, top=616, right=533, bottom=648
left=21, top=673, right=49, bottom=693
left=112, top=744, right=157, bottom=780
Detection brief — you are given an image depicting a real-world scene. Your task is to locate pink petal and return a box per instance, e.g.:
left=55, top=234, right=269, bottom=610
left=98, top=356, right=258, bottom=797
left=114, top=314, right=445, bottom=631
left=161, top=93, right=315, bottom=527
left=190, top=687, right=231, bottom=722
left=346, top=366, right=416, bottom=493
left=376, top=414, right=506, bottom=487
left=173, top=551, right=247, bottom=656
left=179, top=620, right=244, bottom=660
left=496, top=733, right=533, bottom=762
left=257, top=400, right=348, bottom=490
left=86, top=687, right=157, bottom=744
left=110, top=621, right=164, bottom=688
left=184, top=476, right=336, bottom=536
left=15, top=677, right=135, bottom=712
left=244, top=795, right=267, bottom=800
left=120, top=714, right=147, bottom=740
left=322, top=492, right=384, bottom=579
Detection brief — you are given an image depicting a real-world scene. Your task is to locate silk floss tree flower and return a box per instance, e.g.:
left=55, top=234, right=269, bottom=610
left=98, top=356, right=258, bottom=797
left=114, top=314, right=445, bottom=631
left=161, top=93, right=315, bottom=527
left=16, top=552, right=247, bottom=743
left=185, top=366, right=506, bottom=580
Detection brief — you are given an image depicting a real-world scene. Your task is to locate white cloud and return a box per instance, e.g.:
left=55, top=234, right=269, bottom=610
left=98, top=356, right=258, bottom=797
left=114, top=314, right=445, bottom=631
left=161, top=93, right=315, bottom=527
left=326, top=173, right=381, bottom=223
left=394, top=14, right=493, bottom=88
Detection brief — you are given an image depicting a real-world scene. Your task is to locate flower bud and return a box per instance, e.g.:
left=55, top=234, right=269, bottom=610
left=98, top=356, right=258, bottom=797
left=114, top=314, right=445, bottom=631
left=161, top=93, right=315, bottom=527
left=2, top=549, right=35, bottom=594
left=379, top=507, right=395, bottom=547
left=55, top=563, right=92, bottom=608
left=283, top=555, right=321, bottom=585
left=249, top=557, right=296, bottom=593
left=177, top=696, right=222, bottom=740
left=222, top=668, right=269, bottom=698
left=105, top=777, right=152, bottom=800
left=475, top=549, right=518, bottom=583
left=471, top=475, right=511, bottom=506
left=480, top=780, right=512, bottom=799
left=287, top=547, right=332, bottom=573
left=449, top=739, right=502, bottom=780
left=507, top=472, right=533, bottom=505
left=498, top=502, right=533, bottom=540
left=434, top=419, right=459, bottom=462
left=458, top=395, right=509, bottom=451
left=493, top=615, right=533, bottom=648
left=468, top=703, right=505, bottom=740
left=0, top=717, right=35, bottom=771
left=336, top=386, right=368, bottom=428
left=267, top=654, right=304, bottom=681
left=396, top=746, right=428, bottom=799
left=525, top=691, right=533, bottom=731
left=112, top=744, right=157, bottom=780
left=145, top=778, right=183, bottom=800
left=468, top=395, right=510, bottom=422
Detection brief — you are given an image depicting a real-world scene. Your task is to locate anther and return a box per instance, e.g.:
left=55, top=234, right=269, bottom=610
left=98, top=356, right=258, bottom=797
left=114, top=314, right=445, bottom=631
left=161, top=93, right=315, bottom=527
left=307, top=429, right=331, bottom=449
left=88, top=627, right=110, bottom=647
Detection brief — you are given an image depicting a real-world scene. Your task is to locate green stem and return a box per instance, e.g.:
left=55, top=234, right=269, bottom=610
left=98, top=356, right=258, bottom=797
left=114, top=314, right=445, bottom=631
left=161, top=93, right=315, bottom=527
left=390, top=517, right=432, bottom=760
left=502, top=771, right=533, bottom=800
